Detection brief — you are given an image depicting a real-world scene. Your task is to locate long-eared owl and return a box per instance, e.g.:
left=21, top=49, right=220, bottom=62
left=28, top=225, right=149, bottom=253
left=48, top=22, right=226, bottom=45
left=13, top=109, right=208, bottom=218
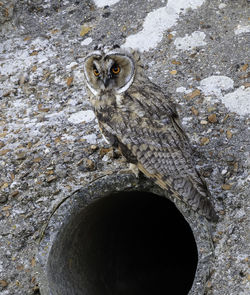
left=83, top=44, right=218, bottom=221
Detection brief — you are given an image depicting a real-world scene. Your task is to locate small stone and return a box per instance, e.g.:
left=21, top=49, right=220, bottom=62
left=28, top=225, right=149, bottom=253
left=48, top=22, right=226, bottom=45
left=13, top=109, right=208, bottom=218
left=0, top=280, right=8, bottom=287
left=76, top=158, right=84, bottom=166
left=99, top=147, right=113, bottom=157
left=31, top=65, right=37, bottom=72
left=206, top=281, right=212, bottom=288
left=218, top=3, right=227, bottom=9
left=191, top=107, right=199, bottom=116
left=16, top=152, right=26, bottom=160
left=240, top=64, right=248, bottom=71
left=0, top=149, right=10, bottom=156
left=207, top=106, right=216, bottom=112
left=66, top=62, right=78, bottom=70
left=221, top=168, right=227, bottom=175
left=31, top=257, right=36, bottom=267
left=200, top=137, right=210, bottom=145
left=208, top=113, right=217, bottom=123
left=90, top=144, right=98, bottom=151
left=86, top=159, right=95, bottom=170
left=200, top=120, right=208, bottom=125
left=80, top=26, right=92, bottom=37
left=102, top=155, right=110, bottom=162
left=16, top=265, right=24, bottom=271
left=0, top=132, right=7, bottom=138
left=50, top=29, right=59, bottom=34
left=55, top=137, right=61, bottom=144
left=233, top=162, right=239, bottom=172
left=184, top=89, right=201, bottom=100
left=46, top=170, right=54, bottom=175
left=1, top=183, right=9, bottom=189
left=170, top=70, right=177, bottom=75
left=168, top=33, right=173, bottom=40
left=79, top=158, right=96, bottom=171
left=225, top=155, right=235, bottom=162
left=33, top=157, right=42, bottom=163
left=226, top=129, right=233, bottom=139
left=3, top=91, right=11, bottom=97
left=67, top=76, right=73, bottom=87
left=30, top=51, right=39, bottom=56
left=47, top=176, right=57, bottom=183
left=0, top=194, right=8, bottom=203
left=38, top=104, right=50, bottom=112
left=10, top=191, right=19, bottom=197
left=171, top=60, right=181, bottom=65
left=222, top=184, right=232, bottom=190
left=189, top=52, right=197, bottom=58
left=239, top=73, right=250, bottom=79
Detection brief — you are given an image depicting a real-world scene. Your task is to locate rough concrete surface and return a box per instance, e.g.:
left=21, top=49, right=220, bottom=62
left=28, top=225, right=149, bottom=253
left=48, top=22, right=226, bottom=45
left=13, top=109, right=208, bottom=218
left=0, top=0, right=249, bottom=294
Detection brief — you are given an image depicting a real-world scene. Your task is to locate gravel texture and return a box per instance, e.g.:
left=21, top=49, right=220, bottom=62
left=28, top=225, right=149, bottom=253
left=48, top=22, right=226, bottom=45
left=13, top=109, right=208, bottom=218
left=0, top=0, right=249, bottom=294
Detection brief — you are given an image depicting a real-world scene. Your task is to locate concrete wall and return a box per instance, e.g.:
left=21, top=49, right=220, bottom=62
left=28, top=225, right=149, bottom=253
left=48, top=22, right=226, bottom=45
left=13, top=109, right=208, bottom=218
left=0, top=1, right=249, bottom=294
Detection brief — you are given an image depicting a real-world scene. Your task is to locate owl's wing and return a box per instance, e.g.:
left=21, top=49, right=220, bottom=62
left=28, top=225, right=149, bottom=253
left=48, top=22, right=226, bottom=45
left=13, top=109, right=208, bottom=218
left=100, top=89, right=217, bottom=220
left=117, top=116, right=217, bottom=221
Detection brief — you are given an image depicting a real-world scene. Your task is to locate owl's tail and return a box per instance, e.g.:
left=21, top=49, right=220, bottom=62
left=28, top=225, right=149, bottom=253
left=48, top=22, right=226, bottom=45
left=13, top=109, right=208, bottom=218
left=137, top=163, right=218, bottom=221
left=172, top=176, right=219, bottom=222
left=184, top=187, right=218, bottom=221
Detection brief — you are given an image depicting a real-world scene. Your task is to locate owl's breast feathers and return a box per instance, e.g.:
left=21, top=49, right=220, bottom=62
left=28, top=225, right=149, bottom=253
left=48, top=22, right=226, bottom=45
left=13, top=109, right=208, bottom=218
left=94, top=85, right=218, bottom=221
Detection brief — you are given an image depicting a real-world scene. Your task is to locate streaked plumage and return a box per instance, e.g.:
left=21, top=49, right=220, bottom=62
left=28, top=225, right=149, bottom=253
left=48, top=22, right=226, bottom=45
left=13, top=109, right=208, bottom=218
left=83, top=45, right=218, bottom=221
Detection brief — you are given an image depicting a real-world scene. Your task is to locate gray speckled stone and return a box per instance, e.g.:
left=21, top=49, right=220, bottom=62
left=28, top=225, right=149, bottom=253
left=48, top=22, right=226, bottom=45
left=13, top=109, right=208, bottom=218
left=0, top=0, right=249, bottom=294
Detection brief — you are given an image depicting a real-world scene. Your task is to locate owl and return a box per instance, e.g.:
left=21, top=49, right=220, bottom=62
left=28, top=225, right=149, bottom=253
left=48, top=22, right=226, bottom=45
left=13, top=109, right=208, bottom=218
left=83, top=44, right=218, bottom=221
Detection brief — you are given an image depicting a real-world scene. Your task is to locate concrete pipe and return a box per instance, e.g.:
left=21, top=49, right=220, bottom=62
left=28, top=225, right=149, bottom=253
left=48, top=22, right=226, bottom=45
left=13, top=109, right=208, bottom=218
left=37, top=173, right=214, bottom=295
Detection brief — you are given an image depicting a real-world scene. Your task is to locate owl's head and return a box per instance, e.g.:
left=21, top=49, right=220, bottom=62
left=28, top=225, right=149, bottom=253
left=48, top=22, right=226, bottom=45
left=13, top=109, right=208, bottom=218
left=83, top=45, right=136, bottom=96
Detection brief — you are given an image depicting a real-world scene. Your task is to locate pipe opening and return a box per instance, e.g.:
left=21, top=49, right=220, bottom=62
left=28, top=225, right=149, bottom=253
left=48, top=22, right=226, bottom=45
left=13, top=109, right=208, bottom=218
left=47, top=191, right=198, bottom=294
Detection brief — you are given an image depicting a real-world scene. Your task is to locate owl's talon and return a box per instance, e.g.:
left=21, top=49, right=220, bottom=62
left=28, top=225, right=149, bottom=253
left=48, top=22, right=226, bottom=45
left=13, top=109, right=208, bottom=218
left=129, top=163, right=140, bottom=178
left=117, top=166, right=140, bottom=178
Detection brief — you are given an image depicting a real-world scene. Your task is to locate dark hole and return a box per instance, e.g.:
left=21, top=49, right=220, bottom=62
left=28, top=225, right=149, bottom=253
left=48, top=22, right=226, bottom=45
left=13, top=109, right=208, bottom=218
left=48, top=191, right=198, bottom=295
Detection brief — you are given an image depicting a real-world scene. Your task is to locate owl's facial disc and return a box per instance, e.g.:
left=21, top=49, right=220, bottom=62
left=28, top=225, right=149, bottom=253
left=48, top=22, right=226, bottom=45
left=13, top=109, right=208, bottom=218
left=105, top=54, right=135, bottom=93
left=84, top=51, right=135, bottom=95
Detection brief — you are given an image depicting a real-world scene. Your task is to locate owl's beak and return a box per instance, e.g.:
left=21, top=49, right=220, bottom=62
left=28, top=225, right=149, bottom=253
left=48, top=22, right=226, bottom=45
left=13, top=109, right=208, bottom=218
left=103, top=77, right=110, bottom=88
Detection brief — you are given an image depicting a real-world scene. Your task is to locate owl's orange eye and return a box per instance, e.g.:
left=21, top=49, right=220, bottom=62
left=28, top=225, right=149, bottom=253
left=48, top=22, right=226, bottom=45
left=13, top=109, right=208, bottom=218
left=93, top=69, right=100, bottom=76
left=111, top=65, right=120, bottom=74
